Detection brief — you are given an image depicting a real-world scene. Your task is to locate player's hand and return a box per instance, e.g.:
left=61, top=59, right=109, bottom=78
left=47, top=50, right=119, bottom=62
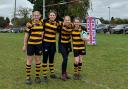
left=22, top=45, right=27, bottom=52
left=26, top=22, right=32, bottom=28
left=82, top=38, right=89, bottom=42
left=42, top=32, right=44, bottom=38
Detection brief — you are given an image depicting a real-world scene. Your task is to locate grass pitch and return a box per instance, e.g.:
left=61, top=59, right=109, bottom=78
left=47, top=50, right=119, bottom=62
left=0, top=33, right=128, bottom=89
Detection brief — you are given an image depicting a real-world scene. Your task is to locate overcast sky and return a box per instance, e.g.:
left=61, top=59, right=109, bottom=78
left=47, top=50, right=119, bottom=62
left=88, top=0, right=128, bottom=19
left=0, top=0, right=128, bottom=20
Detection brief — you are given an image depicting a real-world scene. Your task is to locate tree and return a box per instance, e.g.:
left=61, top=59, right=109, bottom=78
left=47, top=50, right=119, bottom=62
left=4, top=17, right=10, bottom=27
left=11, top=7, right=32, bottom=27
left=111, top=17, right=115, bottom=25
left=27, top=0, right=35, bottom=4
left=0, top=17, right=5, bottom=28
left=11, top=17, right=31, bottom=27
left=33, top=0, right=43, bottom=15
left=67, top=0, right=90, bottom=18
left=99, top=17, right=109, bottom=24
left=17, top=7, right=32, bottom=19
left=99, top=17, right=128, bottom=24
left=5, top=17, right=10, bottom=23
left=28, top=0, right=90, bottom=18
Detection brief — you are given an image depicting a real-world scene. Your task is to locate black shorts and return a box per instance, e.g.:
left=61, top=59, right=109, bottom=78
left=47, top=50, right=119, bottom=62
left=42, top=42, right=56, bottom=53
left=73, top=49, right=86, bottom=57
left=58, top=43, right=72, bottom=53
left=27, top=44, right=43, bottom=56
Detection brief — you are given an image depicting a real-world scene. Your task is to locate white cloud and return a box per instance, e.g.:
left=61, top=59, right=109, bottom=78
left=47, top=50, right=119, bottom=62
left=0, top=4, right=12, bottom=9
left=0, top=0, right=128, bottom=20
left=0, top=0, right=33, bottom=19
left=110, top=2, right=127, bottom=8
left=89, top=0, right=128, bottom=19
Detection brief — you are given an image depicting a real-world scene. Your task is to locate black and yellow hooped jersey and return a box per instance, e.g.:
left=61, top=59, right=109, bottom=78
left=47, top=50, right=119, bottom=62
left=72, top=27, right=85, bottom=50
left=25, top=20, right=43, bottom=45
left=59, top=23, right=73, bottom=43
left=43, top=20, right=59, bottom=43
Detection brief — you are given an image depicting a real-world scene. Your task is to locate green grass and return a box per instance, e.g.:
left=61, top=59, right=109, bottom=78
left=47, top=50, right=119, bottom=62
left=0, top=33, right=128, bottom=89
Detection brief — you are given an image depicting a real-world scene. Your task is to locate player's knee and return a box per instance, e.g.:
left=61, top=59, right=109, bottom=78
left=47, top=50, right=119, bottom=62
left=27, top=56, right=33, bottom=65
left=35, top=56, right=41, bottom=64
left=75, top=58, right=79, bottom=64
left=79, top=58, right=83, bottom=63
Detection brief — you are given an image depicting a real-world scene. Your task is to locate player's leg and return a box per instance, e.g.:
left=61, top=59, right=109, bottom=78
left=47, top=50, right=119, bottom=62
left=77, top=49, right=86, bottom=79
left=65, top=43, right=72, bottom=79
left=78, top=55, right=83, bottom=73
left=49, top=43, right=57, bottom=79
left=26, top=56, right=33, bottom=77
left=42, top=43, right=49, bottom=81
left=34, top=56, right=41, bottom=83
left=77, top=55, right=83, bottom=80
left=25, top=45, right=34, bottom=84
left=59, top=44, right=68, bottom=80
left=34, top=44, right=42, bottom=83
left=73, top=56, right=80, bottom=80
left=65, top=51, right=70, bottom=79
left=73, top=50, right=80, bottom=80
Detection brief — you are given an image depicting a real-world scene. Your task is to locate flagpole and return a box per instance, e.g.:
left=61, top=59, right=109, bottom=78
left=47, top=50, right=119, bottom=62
left=14, top=0, right=16, bottom=26
left=43, top=0, right=45, bottom=19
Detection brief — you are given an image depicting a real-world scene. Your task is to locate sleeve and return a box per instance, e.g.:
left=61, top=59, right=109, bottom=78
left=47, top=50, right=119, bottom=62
left=57, top=21, right=63, bottom=33
left=42, top=18, right=49, bottom=32
left=40, top=19, right=44, bottom=32
left=24, top=27, right=31, bottom=33
left=41, top=19, right=43, bottom=23
left=42, top=19, right=46, bottom=32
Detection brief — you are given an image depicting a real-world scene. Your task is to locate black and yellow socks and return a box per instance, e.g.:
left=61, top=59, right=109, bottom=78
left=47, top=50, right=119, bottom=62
left=78, top=63, right=82, bottom=74
left=42, top=63, right=47, bottom=77
left=74, top=63, right=78, bottom=74
left=49, top=63, right=55, bottom=75
left=26, top=64, right=31, bottom=78
left=35, top=63, right=41, bottom=78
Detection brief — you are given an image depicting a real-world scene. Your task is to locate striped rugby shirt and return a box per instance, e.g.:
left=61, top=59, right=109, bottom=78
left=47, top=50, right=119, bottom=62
left=59, top=23, right=73, bottom=44
left=43, top=20, right=59, bottom=43
left=72, top=26, right=85, bottom=50
left=25, top=20, right=43, bottom=45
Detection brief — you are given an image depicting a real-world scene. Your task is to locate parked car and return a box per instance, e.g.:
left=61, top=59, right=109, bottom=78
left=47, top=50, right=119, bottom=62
left=11, top=27, right=24, bottom=33
left=105, top=24, right=117, bottom=34
left=124, top=26, right=128, bottom=34
left=111, top=24, right=128, bottom=34
left=96, top=24, right=108, bottom=33
left=0, top=29, right=10, bottom=33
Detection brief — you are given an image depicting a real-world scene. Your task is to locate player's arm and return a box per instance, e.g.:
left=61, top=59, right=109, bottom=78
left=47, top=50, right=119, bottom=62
left=57, top=21, right=63, bottom=33
left=22, top=28, right=30, bottom=52
left=41, top=19, right=46, bottom=39
left=26, top=22, right=32, bottom=28
left=41, top=31, right=44, bottom=39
